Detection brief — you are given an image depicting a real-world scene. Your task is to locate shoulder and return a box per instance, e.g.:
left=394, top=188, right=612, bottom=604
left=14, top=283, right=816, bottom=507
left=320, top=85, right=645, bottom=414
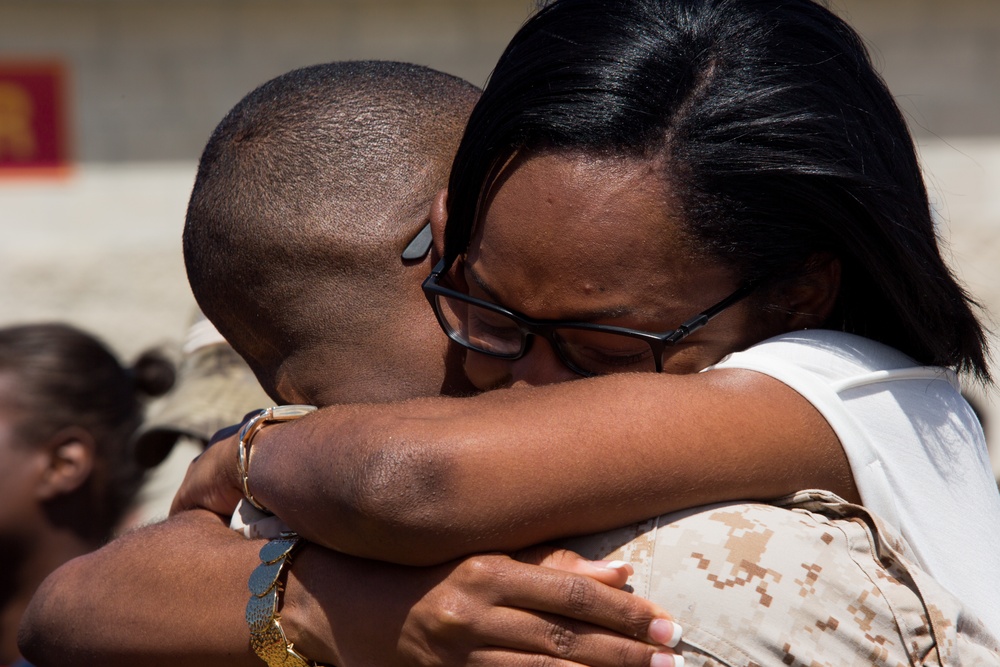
left=707, top=329, right=957, bottom=392
left=706, top=329, right=979, bottom=443
left=719, top=329, right=919, bottom=369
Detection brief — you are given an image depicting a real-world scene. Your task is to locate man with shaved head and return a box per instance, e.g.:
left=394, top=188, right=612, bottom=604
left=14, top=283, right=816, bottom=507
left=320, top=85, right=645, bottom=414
left=184, top=60, right=475, bottom=405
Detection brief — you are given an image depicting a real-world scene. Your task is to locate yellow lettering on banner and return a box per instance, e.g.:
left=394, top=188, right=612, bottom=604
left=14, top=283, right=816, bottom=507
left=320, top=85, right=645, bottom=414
left=0, top=82, right=37, bottom=161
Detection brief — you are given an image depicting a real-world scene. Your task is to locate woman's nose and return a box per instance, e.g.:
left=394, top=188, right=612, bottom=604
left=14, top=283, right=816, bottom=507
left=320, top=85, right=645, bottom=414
left=508, top=336, right=580, bottom=388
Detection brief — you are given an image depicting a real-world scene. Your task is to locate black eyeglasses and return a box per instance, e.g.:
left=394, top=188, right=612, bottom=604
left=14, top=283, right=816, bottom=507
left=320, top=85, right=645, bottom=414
left=422, top=258, right=757, bottom=377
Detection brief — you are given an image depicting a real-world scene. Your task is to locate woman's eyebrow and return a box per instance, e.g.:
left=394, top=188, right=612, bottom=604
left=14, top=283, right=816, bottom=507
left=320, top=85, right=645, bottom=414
left=466, top=264, right=639, bottom=322
left=466, top=264, right=504, bottom=304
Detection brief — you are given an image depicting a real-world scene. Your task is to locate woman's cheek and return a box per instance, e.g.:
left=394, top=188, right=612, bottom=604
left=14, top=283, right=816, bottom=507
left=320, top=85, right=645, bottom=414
left=463, top=350, right=513, bottom=391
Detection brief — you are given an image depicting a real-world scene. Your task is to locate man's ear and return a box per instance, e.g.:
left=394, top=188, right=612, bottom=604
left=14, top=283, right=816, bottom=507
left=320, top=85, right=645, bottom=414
left=36, top=426, right=96, bottom=501
left=779, top=253, right=841, bottom=330
left=429, top=188, right=449, bottom=262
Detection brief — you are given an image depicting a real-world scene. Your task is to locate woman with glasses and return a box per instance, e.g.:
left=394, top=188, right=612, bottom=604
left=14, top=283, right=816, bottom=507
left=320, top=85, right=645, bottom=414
left=174, top=0, right=1000, bottom=660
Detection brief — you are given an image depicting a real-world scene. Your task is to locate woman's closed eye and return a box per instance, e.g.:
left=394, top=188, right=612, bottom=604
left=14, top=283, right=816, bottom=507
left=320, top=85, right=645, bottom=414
left=467, top=308, right=520, bottom=341
left=558, top=333, right=653, bottom=372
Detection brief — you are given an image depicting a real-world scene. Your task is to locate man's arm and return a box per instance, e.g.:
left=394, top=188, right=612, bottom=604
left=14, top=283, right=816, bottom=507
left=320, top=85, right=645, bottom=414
left=19, top=510, right=261, bottom=667
left=176, top=368, right=857, bottom=566
left=19, top=511, right=678, bottom=667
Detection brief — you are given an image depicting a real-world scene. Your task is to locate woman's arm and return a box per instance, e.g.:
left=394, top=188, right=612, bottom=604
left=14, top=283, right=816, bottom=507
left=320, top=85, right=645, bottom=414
left=176, top=368, right=856, bottom=566
left=19, top=511, right=678, bottom=667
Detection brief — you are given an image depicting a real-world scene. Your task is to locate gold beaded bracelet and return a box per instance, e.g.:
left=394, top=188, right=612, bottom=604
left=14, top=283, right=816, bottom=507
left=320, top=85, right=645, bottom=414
left=237, top=405, right=317, bottom=512
left=246, top=534, right=318, bottom=667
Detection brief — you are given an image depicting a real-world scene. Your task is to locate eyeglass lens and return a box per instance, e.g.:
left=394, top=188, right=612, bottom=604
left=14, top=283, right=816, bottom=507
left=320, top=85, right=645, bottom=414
left=433, top=294, right=659, bottom=374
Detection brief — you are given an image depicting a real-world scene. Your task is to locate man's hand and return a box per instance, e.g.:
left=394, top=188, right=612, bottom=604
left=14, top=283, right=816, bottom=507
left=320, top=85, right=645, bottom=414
left=284, top=546, right=682, bottom=667
left=170, top=424, right=245, bottom=518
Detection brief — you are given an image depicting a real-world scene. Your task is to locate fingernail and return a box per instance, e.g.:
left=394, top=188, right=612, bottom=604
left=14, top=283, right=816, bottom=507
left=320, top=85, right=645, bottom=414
left=651, top=652, right=684, bottom=667
left=649, top=618, right=683, bottom=648
left=604, top=559, right=634, bottom=575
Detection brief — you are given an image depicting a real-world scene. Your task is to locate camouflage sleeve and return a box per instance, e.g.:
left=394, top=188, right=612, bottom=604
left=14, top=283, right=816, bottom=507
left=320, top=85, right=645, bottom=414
left=558, top=490, right=999, bottom=666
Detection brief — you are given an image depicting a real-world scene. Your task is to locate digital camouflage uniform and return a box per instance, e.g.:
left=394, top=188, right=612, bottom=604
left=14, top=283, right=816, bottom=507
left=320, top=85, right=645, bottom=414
left=559, top=490, right=1000, bottom=666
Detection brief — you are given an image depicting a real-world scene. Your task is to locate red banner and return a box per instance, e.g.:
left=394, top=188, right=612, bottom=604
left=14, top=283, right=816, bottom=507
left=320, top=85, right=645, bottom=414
left=0, top=62, right=69, bottom=174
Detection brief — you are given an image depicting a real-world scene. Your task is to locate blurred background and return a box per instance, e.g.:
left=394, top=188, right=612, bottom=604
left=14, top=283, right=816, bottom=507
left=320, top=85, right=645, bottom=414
left=1, top=0, right=999, bottom=477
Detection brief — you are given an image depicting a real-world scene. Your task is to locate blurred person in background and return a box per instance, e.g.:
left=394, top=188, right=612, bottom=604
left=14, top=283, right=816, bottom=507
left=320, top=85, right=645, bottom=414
left=122, top=309, right=270, bottom=529
left=0, top=323, right=173, bottom=667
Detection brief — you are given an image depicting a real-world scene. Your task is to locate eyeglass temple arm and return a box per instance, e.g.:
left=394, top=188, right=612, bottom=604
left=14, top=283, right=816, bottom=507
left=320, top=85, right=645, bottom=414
left=666, top=282, right=758, bottom=344
left=427, top=257, right=448, bottom=276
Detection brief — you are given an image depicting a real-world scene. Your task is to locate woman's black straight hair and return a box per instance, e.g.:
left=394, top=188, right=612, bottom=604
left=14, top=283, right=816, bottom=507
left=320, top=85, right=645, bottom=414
left=445, top=0, right=990, bottom=380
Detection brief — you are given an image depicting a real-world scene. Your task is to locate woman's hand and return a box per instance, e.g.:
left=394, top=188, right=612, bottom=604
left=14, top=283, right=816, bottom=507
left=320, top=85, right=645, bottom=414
left=284, top=545, right=682, bottom=667
left=170, top=424, right=245, bottom=518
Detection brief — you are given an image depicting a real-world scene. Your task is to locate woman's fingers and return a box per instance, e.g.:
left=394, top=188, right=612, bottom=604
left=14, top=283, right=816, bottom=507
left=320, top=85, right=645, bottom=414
left=518, top=545, right=634, bottom=589
left=466, top=607, right=682, bottom=667
left=389, top=552, right=683, bottom=667
left=459, top=554, right=681, bottom=647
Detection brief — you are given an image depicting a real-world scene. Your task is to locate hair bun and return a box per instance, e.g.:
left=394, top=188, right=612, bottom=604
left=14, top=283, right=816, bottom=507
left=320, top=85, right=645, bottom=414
left=131, top=349, right=176, bottom=398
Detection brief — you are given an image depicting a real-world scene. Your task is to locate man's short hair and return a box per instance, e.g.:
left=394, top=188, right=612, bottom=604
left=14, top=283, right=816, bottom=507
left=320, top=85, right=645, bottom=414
left=183, top=61, right=479, bottom=395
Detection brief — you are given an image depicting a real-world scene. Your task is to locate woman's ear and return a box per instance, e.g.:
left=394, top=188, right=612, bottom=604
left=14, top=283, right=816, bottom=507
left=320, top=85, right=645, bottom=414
left=780, top=253, right=841, bottom=330
left=429, top=188, right=449, bottom=262
left=36, top=426, right=96, bottom=501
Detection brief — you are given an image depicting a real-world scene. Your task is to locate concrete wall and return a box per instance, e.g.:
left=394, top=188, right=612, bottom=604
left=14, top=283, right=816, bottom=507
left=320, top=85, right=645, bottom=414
left=0, top=0, right=533, bottom=161
left=2, top=0, right=999, bottom=470
left=837, top=0, right=1000, bottom=137
left=1, top=0, right=997, bottom=163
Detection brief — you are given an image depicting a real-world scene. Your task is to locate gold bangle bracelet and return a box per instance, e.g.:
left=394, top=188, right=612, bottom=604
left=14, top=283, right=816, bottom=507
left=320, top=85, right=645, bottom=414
left=236, top=405, right=317, bottom=512
left=246, top=534, right=318, bottom=667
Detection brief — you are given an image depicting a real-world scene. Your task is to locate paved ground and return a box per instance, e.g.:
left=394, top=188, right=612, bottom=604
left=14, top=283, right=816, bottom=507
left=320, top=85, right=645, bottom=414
left=2, top=162, right=197, bottom=358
